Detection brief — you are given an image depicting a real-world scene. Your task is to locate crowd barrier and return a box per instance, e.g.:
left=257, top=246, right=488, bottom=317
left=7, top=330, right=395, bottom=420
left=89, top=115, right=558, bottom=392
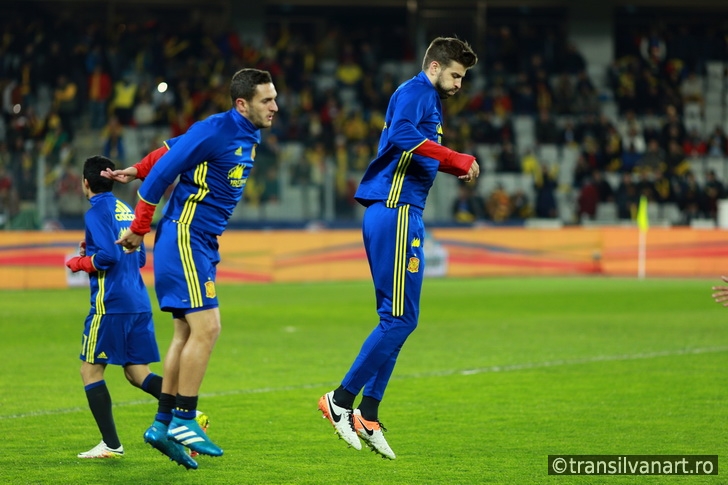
left=0, top=227, right=726, bottom=290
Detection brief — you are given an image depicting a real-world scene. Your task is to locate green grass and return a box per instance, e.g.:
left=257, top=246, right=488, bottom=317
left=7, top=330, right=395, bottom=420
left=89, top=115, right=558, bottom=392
left=0, top=277, right=726, bottom=484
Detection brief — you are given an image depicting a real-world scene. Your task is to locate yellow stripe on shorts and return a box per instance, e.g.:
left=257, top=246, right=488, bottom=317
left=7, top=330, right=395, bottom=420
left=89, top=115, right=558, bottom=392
left=177, top=222, right=203, bottom=307
left=392, top=205, right=409, bottom=317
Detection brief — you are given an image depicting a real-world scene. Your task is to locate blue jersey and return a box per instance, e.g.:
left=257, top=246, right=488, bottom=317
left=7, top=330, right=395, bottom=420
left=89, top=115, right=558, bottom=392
left=138, top=108, right=261, bottom=235
left=84, top=192, right=151, bottom=315
left=355, top=71, right=443, bottom=210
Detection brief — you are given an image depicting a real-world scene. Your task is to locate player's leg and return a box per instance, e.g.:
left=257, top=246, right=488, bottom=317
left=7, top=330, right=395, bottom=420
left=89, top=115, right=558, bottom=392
left=142, top=316, right=197, bottom=469
left=166, top=307, right=223, bottom=456
left=352, top=204, right=425, bottom=459
left=123, top=312, right=163, bottom=397
left=78, top=361, right=124, bottom=458
left=341, top=204, right=422, bottom=397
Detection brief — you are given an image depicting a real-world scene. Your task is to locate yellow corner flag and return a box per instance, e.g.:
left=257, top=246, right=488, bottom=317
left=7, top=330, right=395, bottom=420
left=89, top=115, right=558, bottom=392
left=637, top=195, right=649, bottom=231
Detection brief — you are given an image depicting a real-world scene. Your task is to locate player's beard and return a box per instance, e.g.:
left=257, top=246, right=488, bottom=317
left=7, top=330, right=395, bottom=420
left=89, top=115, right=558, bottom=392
left=434, top=76, right=458, bottom=99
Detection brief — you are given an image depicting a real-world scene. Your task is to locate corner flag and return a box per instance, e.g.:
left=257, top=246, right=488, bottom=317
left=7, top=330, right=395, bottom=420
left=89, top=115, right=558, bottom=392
left=637, top=196, right=649, bottom=231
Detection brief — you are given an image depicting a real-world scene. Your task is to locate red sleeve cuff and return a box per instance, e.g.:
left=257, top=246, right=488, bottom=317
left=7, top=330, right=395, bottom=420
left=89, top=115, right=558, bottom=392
left=129, top=199, right=157, bottom=235
left=412, top=139, right=474, bottom=177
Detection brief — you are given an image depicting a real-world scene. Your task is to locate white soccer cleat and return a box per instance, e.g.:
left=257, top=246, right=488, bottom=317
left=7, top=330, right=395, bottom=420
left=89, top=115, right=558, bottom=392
left=77, top=440, right=124, bottom=459
left=353, top=409, right=396, bottom=459
left=318, top=391, right=361, bottom=450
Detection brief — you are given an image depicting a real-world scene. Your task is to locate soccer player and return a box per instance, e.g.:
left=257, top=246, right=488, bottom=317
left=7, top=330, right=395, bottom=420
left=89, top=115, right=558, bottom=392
left=102, top=68, right=277, bottom=469
left=318, top=37, right=479, bottom=459
left=68, top=155, right=163, bottom=460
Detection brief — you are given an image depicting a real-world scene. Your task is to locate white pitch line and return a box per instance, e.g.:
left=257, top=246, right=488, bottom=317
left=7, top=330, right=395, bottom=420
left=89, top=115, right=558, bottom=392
left=2, top=346, right=726, bottom=421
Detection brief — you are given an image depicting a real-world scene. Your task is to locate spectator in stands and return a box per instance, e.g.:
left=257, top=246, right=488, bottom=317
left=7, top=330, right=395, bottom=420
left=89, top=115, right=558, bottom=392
left=510, top=188, right=531, bottom=220
left=53, top=75, right=79, bottom=141
left=452, top=183, right=485, bottom=223
left=615, top=172, right=639, bottom=220
left=660, top=105, right=686, bottom=148
left=110, top=74, right=137, bottom=126
left=593, top=170, right=614, bottom=202
left=573, top=83, right=600, bottom=116
left=562, top=43, right=587, bottom=75
left=485, top=182, right=512, bottom=223
left=471, top=111, right=499, bottom=144
left=703, top=169, right=725, bottom=220
left=497, top=141, right=520, bottom=173
left=559, top=118, right=578, bottom=147
left=652, top=167, right=675, bottom=205
left=707, top=125, right=727, bottom=157
left=535, top=108, right=560, bottom=145
left=664, top=139, right=691, bottom=176
left=552, top=73, right=575, bottom=116
left=636, top=138, right=665, bottom=174
left=576, top=175, right=599, bottom=222
left=572, top=154, right=592, bottom=190
left=533, top=163, right=558, bottom=218
left=675, top=170, right=704, bottom=223
left=0, top=162, right=19, bottom=223
left=101, top=115, right=125, bottom=164
left=335, top=44, right=364, bottom=92
left=680, top=71, right=705, bottom=110
left=683, top=128, right=707, bottom=157
left=87, top=64, right=112, bottom=130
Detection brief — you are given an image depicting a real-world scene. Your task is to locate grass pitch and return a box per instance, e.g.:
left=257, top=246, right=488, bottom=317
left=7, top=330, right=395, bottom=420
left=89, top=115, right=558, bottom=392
left=0, top=277, right=725, bottom=484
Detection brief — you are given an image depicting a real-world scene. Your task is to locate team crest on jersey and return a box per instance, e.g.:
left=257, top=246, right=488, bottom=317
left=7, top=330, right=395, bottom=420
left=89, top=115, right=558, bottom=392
left=407, top=257, right=420, bottom=273
left=205, top=280, right=216, bottom=298
left=411, top=237, right=421, bottom=248
left=235, top=146, right=243, bottom=156
left=228, top=164, right=247, bottom=188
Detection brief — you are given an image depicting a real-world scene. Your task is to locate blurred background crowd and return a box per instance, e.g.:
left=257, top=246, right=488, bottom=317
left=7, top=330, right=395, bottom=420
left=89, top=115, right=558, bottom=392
left=2, top=1, right=728, bottom=229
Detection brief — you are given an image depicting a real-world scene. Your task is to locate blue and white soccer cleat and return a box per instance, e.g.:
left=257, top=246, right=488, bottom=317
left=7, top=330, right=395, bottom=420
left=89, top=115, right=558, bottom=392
left=168, top=415, right=223, bottom=457
left=144, top=420, right=198, bottom=470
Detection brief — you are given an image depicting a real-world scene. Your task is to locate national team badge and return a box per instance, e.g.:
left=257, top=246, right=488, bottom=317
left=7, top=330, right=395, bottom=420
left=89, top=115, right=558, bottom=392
left=205, top=281, right=216, bottom=298
left=407, top=257, right=420, bottom=273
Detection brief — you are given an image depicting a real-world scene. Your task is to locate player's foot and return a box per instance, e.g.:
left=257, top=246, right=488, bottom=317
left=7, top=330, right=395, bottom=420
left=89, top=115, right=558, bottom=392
left=144, top=420, right=198, bottom=470
left=168, top=415, right=223, bottom=457
left=77, top=440, right=124, bottom=459
left=190, top=410, right=210, bottom=458
left=353, top=409, right=396, bottom=459
left=318, top=390, right=361, bottom=450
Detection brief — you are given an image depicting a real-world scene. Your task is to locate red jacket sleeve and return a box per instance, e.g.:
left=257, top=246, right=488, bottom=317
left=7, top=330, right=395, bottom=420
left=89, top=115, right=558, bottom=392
left=133, top=145, right=169, bottom=180
left=412, top=139, right=475, bottom=177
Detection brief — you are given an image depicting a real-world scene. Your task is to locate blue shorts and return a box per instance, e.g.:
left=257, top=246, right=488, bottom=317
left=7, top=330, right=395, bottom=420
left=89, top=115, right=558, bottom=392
left=80, top=312, right=160, bottom=366
left=153, top=218, right=220, bottom=314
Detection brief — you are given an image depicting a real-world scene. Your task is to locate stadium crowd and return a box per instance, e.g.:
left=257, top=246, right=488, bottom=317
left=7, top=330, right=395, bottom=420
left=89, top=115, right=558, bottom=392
left=1, top=6, right=728, bottom=228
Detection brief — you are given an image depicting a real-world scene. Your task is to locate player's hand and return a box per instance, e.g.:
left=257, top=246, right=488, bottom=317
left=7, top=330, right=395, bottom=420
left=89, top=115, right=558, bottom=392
left=711, top=275, right=728, bottom=306
left=79, top=240, right=86, bottom=257
left=101, top=166, right=138, bottom=184
left=458, top=159, right=480, bottom=183
left=116, top=229, right=144, bottom=254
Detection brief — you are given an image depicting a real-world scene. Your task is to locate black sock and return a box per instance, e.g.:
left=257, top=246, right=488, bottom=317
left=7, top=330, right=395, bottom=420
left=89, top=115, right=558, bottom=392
left=333, top=385, right=356, bottom=409
left=141, top=373, right=163, bottom=399
left=155, top=392, right=176, bottom=424
left=84, top=381, right=121, bottom=449
left=174, top=394, right=198, bottom=419
left=357, top=395, right=381, bottom=422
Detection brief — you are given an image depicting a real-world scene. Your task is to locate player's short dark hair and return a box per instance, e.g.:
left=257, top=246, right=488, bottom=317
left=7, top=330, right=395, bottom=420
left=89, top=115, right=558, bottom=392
left=422, top=37, right=478, bottom=71
left=83, top=155, right=115, bottom=194
left=230, top=68, right=273, bottom=104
